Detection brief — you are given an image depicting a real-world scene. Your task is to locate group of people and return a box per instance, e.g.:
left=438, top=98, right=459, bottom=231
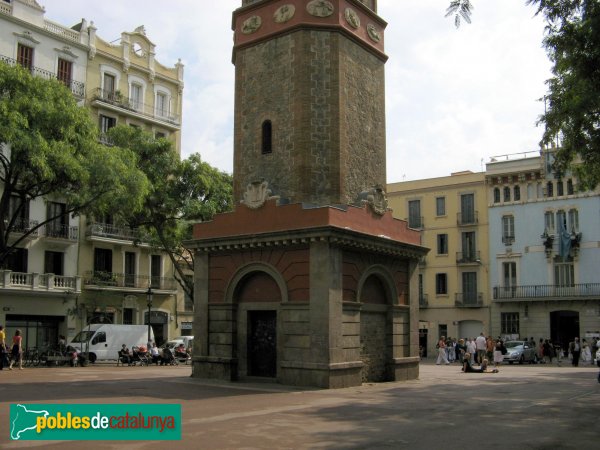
left=436, top=333, right=507, bottom=369
left=119, top=342, right=191, bottom=366
left=0, top=326, right=23, bottom=370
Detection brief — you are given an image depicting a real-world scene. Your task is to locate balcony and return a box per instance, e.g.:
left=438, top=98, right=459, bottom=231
left=86, top=223, right=149, bottom=245
left=457, top=211, right=478, bottom=226
left=455, top=292, right=484, bottom=308
left=0, top=270, right=81, bottom=293
left=502, top=235, right=515, bottom=246
left=493, top=284, right=600, bottom=302
left=91, top=88, right=180, bottom=130
left=0, top=54, right=85, bottom=98
left=7, top=218, right=39, bottom=241
left=42, top=224, right=78, bottom=246
left=83, top=271, right=177, bottom=293
left=419, top=293, right=428, bottom=308
left=456, top=251, right=481, bottom=264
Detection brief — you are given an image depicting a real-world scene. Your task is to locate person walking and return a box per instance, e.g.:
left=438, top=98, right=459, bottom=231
left=0, top=325, right=9, bottom=370
left=8, top=329, right=23, bottom=370
left=436, top=336, right=450, bottom=365
left=475, top=333, right=486, bottom=364
left=569, top=337, right=581, bottom=367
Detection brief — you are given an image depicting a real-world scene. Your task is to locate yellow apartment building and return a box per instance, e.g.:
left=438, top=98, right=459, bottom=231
left=388, top=171, right=490, bottom=357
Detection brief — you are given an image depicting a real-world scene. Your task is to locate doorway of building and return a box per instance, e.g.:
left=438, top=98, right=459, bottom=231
left=419, top=328, right=428, bottom=358
left=247, top=310, right=277, bottom=378
left=550, top=310, right=579, bottom=351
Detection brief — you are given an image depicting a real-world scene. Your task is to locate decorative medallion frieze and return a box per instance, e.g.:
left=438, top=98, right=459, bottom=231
left=362, top=185, right=388, bottom=215
left=306, top=0, right=334, bottom=18
left=242, top=15, right=262, bottom=35
left=274, top=4, right=296, bottom=23
left=344, top=8, right=360, bottom=29
left=366, top=24, right=381, bottom=42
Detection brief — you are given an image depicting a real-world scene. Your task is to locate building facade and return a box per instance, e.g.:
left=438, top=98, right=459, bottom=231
left=0, top=0, right=189, bottom=351
left=486, top=148, right=600, bottom=348
left=387, top=171, right=491, bottom=356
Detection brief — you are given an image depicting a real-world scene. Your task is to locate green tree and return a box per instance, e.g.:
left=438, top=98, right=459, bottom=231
left=447, top=0, right=600, bottom=189
left=0, top=63, right=148, bottom=266
left=106, top=126, right=233, bottom=300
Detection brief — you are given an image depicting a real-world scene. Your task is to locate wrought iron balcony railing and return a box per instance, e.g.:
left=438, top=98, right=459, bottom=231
left=44, top=224, right=78, bottom=240
left=7, top=218, right=39, bottom=237
left=92, top=88, right=180, bottom=126
left=457, top=211, right=478, bottom=226
left=456, top=251, right=481, bottom=264
left=455, top=292, right=484, bottom=307
left=0, top=54, right=85, bottom=97
left=493, top=284, right=600, bottom=300
left=83, top=271, right=177, bottom=291
left=86, top=223, right=149, bottom=243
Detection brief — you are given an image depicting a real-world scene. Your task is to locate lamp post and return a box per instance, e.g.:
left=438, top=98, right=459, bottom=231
left=146, top=286, right=153, bottom=343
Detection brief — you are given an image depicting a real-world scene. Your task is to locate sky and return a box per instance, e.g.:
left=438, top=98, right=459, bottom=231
left=40, top=0, right=553, bottom=183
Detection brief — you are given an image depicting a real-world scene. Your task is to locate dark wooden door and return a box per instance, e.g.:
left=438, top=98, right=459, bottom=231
left=247, top=311, right=276, bottom=377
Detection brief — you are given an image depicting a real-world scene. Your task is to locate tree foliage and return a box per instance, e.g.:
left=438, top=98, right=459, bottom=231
left=106, top=126, right=233, bottom=299
left=0, top=63, right=148, bottom=266
left=446, top=0, right=600, bottom=189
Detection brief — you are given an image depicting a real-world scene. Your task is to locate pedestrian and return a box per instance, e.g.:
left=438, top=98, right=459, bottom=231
left=475, top=333, right=486, bottom=364
left=0, top=325, right=9, bottom=370
left=569, top=337, right=581, bottom=367
left=493, top=339, right=505, bottom=368
left=581, top=340, right=592, bottom=365
left=543, top=339, right=553, bottom=364
left=456, top=339, right=466, bottom=364
left=466, top=338, right=476, bottom=364
left=538, top=338, right=545, bottom=363
left=8, top=329, right=23, bottom=370
left=436, top=336, right=450, bottom=365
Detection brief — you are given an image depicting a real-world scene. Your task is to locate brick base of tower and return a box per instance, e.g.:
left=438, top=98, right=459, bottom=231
left=189, top=200, right=426, bottom=388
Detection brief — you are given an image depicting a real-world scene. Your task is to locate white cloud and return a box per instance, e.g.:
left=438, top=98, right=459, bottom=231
left=39, top=0, right=552, bottom=182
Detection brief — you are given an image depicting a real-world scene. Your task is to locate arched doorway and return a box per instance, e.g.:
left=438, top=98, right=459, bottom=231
left=359, top=274, right=391, bottom=382
left=235, top=271, right=281, bottom=378
left=550, top=310, right=579, bottom=351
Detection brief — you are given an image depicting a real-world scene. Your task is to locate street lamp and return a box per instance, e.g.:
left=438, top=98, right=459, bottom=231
left=146, top=286, right=153, bottom=343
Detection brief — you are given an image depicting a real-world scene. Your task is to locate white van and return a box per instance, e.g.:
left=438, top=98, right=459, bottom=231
left=69, top=324, right=153, bottom=363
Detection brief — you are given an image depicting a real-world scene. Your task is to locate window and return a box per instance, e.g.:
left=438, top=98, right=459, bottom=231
left=123, top=308, right=134, bottom=325
left=435, top=273, right=447, bottom=295
left=514, top=185, right=521, bottom=201
left=437, top=234, right=448, bottom=255
left=460, top=193, right=475, bottom=224
left=567, top=179, right=574, bottom=195
left=502, top=215, right=515, bottom=245
left=57, top=58, right=72, bottom=87
left=501, top=312, right=519, bottom=335
left=44, top=251, right=64, bottom=276
left=503, top=186, right=511, bottom=202
left=103, top=73, right=116, bottom=99
left=94, top=248, right=113, bottom=273
left=418, top=274, right=424, bottom=304
left=502, top=262, right=517, bottom=290
left=408, top=200, right=422, bottom=228
left=91, top=332, right=106, bottom=345
left=150, top=254, right=161, bottom=288
left=124, top=252, right=136, bottom=287
left=461, top=231, right=476, bottom=261
left=461, top=272, right=478, bottom=304
left=436, top=197, right=446, bottom=216
left=2, top=248, right=28, bottom=272
left=556, top=210, right=567, bottom=233
left=568, top=209, right=579, bottom=233
left=17, top=44, right=33, bottom=70
left=130, top=83, right=142, bottom=110
left=544, top=211, right=555, bottom=233
left=100, top=115, right=116, bottom=134
left=554, top=260, right=574, bottom=287
left=546, top=181, right=554, bottom=197
left=155, top=131, right=166, bottom=139
left=557, top=181, right=564, bottom=196
left=46, top=202, right=67, bottom=238
left=8, top=195, right=30, bottom=230
left=261, top=120, right=272, bottom=154
left=493, top=188, right=500, bottom=203
left=156, top=92, right=168, bottom=117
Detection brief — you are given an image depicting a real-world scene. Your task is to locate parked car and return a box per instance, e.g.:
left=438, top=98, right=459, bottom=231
left=503, top=340, right=536, bottom=364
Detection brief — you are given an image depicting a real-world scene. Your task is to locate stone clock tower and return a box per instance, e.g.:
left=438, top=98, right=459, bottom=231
left=189, top=1, right=426, bottom=389
left=233, top=0, right=386, bottom=206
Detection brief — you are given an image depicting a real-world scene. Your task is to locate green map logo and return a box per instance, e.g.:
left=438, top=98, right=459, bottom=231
left=9, top=404, right=181, bottom=440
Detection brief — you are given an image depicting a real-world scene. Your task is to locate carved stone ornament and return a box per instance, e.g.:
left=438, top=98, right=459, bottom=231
left=344, top=8, right=360, bottom=29
left=241, top=15, right=262, bottom=35
left=364, top=185, right=388, bottom=215
left=366, top=24, right=381, bottom=42
left=242, top=180, right=272, bottom=209
left=306, top=0, right=334, bottom=18
left=274, top=4, right=296, bottom=23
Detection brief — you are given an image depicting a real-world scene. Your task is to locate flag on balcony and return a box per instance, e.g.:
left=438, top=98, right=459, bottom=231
left=558, top=215, right=571, bottom=261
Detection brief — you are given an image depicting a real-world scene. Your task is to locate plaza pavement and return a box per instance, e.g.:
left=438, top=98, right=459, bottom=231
left=0, top=358, right=598, bottom=450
